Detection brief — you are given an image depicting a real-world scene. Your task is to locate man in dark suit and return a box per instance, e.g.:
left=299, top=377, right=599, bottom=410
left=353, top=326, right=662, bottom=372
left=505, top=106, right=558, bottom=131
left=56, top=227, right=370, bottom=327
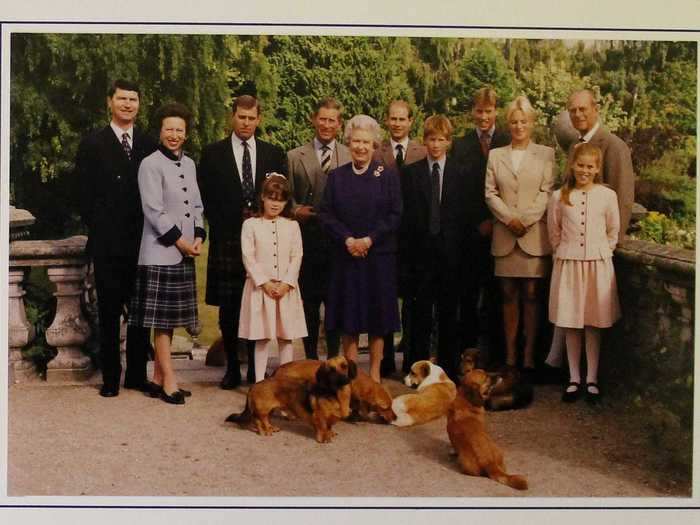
left=567, top=89, right=634, bottom=240
left=452, top=87, right=510, bottom=367
left=401, top=115, right=473, bottom=381
left=75, top=79, right=157, bottom=397
left=373, top=100, right=427, bottom=377
left=287, top=97, right=351, bottom=360
left=198, top=95, right=287, bottom=389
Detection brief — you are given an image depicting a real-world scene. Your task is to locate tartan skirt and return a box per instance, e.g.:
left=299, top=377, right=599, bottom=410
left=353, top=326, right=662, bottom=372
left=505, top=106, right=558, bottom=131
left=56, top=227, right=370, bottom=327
left=128, top=258, right=198, bottom=330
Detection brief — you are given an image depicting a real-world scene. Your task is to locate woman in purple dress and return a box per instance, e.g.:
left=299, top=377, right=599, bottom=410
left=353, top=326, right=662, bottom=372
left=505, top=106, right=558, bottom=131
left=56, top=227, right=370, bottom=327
left=319, top=115, right=402, bottom=383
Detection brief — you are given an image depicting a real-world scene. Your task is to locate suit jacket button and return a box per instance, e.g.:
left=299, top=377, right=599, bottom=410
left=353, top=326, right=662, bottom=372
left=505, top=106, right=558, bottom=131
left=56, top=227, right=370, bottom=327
left=182, top=187, right=187, bottom=192
left=580, top=243, right=584, bottom=247
left=184, top=200, right=189, bottom=204
left=180, top=174, right=185, bottom=179
left=185, top=213, right=191, bottom=218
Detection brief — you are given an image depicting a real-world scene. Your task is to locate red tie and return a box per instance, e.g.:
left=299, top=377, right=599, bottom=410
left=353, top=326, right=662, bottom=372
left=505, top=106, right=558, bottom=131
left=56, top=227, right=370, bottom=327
left=479, top=134, right=490, bottom=157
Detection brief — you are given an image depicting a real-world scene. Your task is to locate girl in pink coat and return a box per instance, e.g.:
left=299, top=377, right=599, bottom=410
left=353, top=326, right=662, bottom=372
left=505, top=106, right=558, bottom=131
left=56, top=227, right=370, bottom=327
left=547, top=143, right=621, bottom=405
left=238, top=174, right=308, bottom=382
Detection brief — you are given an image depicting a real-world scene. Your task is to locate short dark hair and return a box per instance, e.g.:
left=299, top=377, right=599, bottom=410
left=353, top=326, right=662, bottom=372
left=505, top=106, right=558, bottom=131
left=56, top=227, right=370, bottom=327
left=108, top=79, right=141, bottom=97
left=155, top=102, right=192, bottom=132
left=232, top=94, right=261, bottom=115
left=256, top=174, right=293, bottom=218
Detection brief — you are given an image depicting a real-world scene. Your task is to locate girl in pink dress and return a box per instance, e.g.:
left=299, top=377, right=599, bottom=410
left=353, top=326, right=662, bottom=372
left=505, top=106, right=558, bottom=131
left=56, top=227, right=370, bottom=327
left=547, top=143, right=621, bottom=405
left=238, top=174, right=308, bottom=382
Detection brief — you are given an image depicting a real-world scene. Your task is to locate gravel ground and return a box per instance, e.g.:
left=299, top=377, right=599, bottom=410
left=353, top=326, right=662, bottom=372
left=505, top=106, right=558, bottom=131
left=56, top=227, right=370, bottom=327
left=7, top=360, right=691, bottom=499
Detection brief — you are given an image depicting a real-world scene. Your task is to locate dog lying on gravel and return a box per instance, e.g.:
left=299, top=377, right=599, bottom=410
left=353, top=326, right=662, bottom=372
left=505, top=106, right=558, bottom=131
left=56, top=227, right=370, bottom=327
left=391, top=360, right=456, bottom=427
left=460, top=348, right=533, bottom=411
left=349, top=368, right=396, bottom=423
left=447, top=369, right=528, bottom=490
left=225, top=358, right=355, bottom=443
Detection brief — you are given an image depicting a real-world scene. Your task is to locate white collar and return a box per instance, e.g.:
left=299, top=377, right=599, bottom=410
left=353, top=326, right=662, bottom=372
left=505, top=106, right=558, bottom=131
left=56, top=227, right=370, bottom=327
left=314, top=137, right=336, bottom=151
left=580, top=121, right=601, bottom=142
left=110, top=122, right=134, bottom=140
left=390, top=137, right=410, bottom=151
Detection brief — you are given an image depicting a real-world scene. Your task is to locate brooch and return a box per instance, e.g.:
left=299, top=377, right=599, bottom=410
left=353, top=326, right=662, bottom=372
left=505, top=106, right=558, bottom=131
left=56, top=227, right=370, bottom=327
left=373, top=165, right=384, bottom=178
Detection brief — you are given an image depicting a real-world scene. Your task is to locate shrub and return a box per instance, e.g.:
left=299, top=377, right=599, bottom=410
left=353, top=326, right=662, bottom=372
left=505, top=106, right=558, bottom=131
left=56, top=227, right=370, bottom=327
left=632, top=211, right=695, bottom=250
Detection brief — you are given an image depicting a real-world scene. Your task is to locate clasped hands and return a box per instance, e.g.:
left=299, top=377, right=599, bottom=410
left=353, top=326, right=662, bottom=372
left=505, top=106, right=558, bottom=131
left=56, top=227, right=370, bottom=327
left=506, top=218, right=527, bottom=237
left=345, top=236, right=372, bottom=258
left=176, top=237, right=203, bottom=257
left=262, top=280, right=291, bottom=300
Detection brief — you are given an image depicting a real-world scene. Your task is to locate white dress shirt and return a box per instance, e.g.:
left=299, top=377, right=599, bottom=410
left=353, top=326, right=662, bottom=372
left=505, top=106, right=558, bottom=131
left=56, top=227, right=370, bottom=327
left=110, top=122, right=134, bottom=149
left=231, top=134, right=257, bottom=182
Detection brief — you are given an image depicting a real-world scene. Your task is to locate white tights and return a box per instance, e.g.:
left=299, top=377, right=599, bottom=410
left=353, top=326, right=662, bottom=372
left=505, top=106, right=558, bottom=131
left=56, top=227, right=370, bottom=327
left=564, top=326, right=601, bottom=392
left=254, top=339, right=294, bottom=383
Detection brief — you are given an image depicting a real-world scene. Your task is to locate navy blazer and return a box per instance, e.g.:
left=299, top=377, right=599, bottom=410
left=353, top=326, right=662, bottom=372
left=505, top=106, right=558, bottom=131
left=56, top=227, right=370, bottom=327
left=400, top=156, right=472, bottom=270
left=75, top=125, right=157, bottom=257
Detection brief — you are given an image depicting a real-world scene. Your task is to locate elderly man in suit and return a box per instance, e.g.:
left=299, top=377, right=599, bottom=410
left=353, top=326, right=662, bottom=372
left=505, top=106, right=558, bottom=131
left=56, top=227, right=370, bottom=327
left=373, top=100, right=427, bottom=376
left=287, top=97, right=351, bottom=360
left=452, top=87, right=510, bottom=366
left=198, top=95, right=287, bottom=389
left=75, top=79, right=157, bottom=397
left=567, top=89, right=634, bottom=240
left=401, top=115, right=472, bottom=381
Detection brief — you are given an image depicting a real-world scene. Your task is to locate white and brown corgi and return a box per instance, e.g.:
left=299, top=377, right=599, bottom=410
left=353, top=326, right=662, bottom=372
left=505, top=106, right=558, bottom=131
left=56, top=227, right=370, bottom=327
left=391, top=360, right=457, bottom=427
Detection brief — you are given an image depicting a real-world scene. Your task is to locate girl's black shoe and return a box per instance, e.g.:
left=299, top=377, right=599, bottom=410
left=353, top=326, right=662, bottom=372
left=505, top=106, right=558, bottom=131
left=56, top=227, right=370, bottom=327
left=160, top=389, right=185, bottom=405
left=561, top=382, right=581, bottom=403
left=585, top=383, right=601, bottom=405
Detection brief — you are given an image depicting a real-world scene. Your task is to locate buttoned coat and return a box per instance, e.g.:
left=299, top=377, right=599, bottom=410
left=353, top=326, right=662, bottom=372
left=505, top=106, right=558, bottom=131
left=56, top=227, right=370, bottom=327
left=238, top=216, right=307, bottom=340
left=547, top=186, right=620, bottom=261
left=137, top=148, right=205, bottom=266
left=567, top=126, right=634, bottom=241
left=198, top=135, right=287, bottom=306
left=373, top=139, right=427, bottom=171
left=485, top=142, right=555, bottom=257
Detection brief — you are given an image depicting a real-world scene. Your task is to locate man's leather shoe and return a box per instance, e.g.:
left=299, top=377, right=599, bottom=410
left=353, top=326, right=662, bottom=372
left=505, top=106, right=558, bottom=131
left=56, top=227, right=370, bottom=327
left=99, top=384, right=119, bottom=397
left=124, top=380, right=155, bottom=392
left=220, top=369, right=241, bottom=390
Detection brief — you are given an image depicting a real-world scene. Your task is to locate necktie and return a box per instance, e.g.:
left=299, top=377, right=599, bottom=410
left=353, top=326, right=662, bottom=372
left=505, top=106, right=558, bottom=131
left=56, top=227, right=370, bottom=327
left=395, top=144, right=404, bottom=167
left=321, top=145, right=331, bottom=174
left=121, top=132, right=132, bottom=160
left=578, top=137, right=586, bottom=144
left=429, top=162, right=441, bottom=235
left=241, top=141, right=254, bottom=206
left=479, top=133, right=490, bottom=157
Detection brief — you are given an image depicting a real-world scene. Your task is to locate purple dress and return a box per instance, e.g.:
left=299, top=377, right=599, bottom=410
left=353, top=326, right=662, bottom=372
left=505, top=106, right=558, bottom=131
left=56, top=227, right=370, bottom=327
left=319, top=160, right=402, bottom=336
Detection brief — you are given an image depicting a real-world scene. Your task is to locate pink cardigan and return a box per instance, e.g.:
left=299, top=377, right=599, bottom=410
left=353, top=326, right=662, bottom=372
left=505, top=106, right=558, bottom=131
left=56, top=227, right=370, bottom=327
left=547, top=185, right=620, bottom=261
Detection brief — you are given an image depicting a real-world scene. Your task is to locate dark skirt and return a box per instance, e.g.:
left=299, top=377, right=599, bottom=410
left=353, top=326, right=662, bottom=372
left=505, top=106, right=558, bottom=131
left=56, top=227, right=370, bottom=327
left=325, top=250, right=400, bottom=336
left=129, top=258, right=198, bottom=330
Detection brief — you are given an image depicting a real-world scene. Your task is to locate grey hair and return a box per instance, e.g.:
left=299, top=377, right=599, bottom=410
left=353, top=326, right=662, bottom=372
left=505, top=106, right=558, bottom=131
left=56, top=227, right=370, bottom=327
left=343, top=114, right=383, bottom=147
left=505, top=95, right=537, bottom=123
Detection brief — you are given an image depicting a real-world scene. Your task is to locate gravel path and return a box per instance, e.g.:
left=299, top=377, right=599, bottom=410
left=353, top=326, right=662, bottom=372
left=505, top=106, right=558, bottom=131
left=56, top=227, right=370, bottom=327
left=7, top=366, right=690, bottom=498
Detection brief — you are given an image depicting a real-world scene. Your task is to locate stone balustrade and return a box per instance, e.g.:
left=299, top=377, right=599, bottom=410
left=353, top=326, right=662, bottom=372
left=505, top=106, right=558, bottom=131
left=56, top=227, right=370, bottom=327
left=8, top=236, right=93, bottom=383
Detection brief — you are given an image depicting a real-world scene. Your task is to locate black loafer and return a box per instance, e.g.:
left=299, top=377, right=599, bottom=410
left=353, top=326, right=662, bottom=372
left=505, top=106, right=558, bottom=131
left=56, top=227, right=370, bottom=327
left=178, top=387, right=192, bottom=397
left=585, top=383, right=601, bottom=405
left=99, top=384, right=119, bottom=398
left=220, top=369, right=242, bottom=390
left=160, top=389, right=185, bottom=405
left=561, top=382, right=581, bottom=403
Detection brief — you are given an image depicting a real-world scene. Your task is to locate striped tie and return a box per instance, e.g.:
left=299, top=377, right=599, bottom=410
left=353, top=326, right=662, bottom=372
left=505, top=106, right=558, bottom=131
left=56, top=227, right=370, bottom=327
left=121, top=132, right=132, bottom=160
left=321, top=145, right=331, bottom=173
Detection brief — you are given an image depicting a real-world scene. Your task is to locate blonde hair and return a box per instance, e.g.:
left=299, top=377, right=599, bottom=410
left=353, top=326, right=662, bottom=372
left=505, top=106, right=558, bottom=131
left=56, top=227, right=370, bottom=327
left=561, top=143, right=603, bottom=206
left=505, top=95, right=536, bottom=123
left=423, top=114, right=453, bottom=140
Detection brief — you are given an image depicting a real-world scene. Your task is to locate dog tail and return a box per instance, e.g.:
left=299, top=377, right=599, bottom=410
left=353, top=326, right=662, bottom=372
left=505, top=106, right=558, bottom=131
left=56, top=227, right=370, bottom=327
left=225, top=398, right=252, bottom=426
left=486, top=465, right=529, bottom=491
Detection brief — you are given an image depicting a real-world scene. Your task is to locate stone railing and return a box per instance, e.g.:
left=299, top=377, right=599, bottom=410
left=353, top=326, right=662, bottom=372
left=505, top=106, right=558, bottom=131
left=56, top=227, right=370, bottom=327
left=8, top=236, right=93, bottom=383
left=604, top=238, right=695, bottom=469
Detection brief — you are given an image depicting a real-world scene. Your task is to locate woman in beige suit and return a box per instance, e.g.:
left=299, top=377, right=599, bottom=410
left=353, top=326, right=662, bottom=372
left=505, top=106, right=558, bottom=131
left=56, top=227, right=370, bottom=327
left=484, top=96, right=554, bottom=375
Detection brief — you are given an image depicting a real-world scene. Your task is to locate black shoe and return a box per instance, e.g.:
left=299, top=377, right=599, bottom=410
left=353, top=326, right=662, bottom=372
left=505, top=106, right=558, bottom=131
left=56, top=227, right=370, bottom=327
left=585, top=383, right=601, bottom=405
left=125, top=380, right=156, bottom=393
left=521, top=367, right=536, bottom=384
left=178, top=387, right=192, bottom=397
left=160, top=389, right=185, bottom=405
left=246, top=369, right=256, bottom=385
left=380, top=360, right=397, bottom=378
left=561, top=382, right=581, bottom=403
left=144, top=383, right=191, bottom=398
left=220, top=369, right=241, bottom=390
left=99, top=384, right=119, bottom=397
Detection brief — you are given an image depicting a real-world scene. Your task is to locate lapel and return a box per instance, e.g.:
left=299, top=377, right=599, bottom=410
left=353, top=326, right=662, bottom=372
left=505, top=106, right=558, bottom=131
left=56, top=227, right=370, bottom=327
left=99, top=126, right=133, bottom=172
left=405, top=139, right=426, bottom=165
left=380, top=141, right=395, bottom=167
left=417, top=158, right=433, bottom=209
left=441, top=156, right=458, bottom=205
left=498, top=145, right=518, bottom=178
left=299, top=141, right=320, bottom=181
left=224, top=136, right=243, bottom=191
left=254, top=138, right=267, bottom=188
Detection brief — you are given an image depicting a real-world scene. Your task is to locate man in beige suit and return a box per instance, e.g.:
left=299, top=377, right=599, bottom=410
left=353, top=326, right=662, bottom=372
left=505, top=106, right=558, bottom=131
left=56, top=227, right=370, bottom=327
left=374, top=100, right=427, bottom=170
left=373, top=100, right=427, bottom=377
left=287, top=97, right=351, bottom=360
left=567, top=89, right=634, bottom=240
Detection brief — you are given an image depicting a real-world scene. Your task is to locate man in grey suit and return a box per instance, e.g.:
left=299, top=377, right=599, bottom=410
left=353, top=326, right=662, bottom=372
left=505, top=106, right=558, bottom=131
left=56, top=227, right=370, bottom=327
left=287, top=97, right=351, bottom=360
left=567, top=89, right=635, bottom=240
left=373, top=100, right=427, bottom=377
left=374, top=100, right=427, bottom=170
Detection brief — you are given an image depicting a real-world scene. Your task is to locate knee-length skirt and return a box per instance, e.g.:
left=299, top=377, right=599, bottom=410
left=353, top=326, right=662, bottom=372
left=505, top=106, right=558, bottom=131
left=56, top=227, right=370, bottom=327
left=548, top=257, right=621, bottom=329
left=238, top=277, right=308, bottom=341
left=128, top=258, right=198, bottom=330
left=494, top=244, right=550, bottom=278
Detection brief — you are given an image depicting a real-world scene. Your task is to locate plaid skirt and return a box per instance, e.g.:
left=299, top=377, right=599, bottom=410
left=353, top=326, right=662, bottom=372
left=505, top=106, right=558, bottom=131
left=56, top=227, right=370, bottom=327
left=128, top=258, right=198, bottom=330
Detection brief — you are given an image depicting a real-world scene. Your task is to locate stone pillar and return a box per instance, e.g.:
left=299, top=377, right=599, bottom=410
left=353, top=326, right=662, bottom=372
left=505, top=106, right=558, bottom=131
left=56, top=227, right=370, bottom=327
left=45, top=265, right=93, bottom=382
left=7, top=268, right=36, bottom=383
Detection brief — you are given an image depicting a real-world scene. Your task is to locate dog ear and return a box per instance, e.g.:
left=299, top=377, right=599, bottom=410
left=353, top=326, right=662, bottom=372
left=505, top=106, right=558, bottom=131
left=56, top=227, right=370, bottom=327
left=347, top=359, right=358, bottom=380
left=462, top=381, right=486, bottom=407
left=315, top=364, right=330, bottom=389
left=428, top=356, right=437, bottom=364
left=420, top=361, right=431, bottom=378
